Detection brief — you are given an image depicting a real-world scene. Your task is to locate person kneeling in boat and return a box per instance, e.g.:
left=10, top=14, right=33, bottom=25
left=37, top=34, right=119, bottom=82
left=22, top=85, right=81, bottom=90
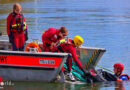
left=42, top=26, right=68, bottom=52
left=52, top=35, right=85, bottom=81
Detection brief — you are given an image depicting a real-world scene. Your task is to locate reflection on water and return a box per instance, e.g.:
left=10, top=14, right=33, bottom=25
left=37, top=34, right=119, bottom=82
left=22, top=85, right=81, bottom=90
left=3, top=81, right=130, bottom=90
left=0, top=0, right=32, bottom=4
left=0, top=0, right=130, bottom=89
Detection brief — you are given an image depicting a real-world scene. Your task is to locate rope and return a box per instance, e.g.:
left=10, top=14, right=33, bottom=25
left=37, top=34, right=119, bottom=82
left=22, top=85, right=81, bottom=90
left=97, top=65, right=114, bottom=73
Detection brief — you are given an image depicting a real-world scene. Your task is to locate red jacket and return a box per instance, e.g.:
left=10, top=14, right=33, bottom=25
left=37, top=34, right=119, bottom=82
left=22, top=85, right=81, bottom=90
left=7, top=12, right=28, bottom=36
left=62, top=44, right=83, bottom=68
left=52, top=38, right=83, bottom=68
left=42, top=28, right=60, bottom=45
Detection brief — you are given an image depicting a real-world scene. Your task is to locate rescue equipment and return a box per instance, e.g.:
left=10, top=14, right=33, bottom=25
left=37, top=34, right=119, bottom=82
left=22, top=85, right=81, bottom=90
left=10, top=13, right=27, bottom=32
left=25, top=39, right=41, bottom=52
left=119, top=74, right=130, bottom=80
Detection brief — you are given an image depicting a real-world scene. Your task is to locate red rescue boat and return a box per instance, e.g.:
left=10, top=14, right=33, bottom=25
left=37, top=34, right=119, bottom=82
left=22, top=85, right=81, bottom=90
left=0, top=40, right=106, bottom=82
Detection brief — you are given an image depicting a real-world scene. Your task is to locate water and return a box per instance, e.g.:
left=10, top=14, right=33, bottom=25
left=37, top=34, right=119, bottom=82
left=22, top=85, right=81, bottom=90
left=0, top=0, right=130, bottom=89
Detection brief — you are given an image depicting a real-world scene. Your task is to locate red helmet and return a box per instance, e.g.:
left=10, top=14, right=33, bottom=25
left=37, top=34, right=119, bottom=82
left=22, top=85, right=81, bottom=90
left=114, top=63, right=124, bottom=72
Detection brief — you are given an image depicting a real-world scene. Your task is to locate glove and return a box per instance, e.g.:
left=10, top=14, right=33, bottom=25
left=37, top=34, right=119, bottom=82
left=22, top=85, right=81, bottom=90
left=50, top=42, right=55, bottom=50
left=25, top=31, right=28, bottom=41
left=9, top=35, right=13, bottom=43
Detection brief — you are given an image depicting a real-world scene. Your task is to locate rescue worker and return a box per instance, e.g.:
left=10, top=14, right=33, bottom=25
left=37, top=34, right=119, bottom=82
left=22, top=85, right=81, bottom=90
left=114, top=63, right=130, bottom=81
left=89, top=63, right=130, bottom=83
left=52, top=36, right=85, bottom=81
left=7, top=3, right=28, bottom=51
left=42, top=26, right=68, bottom=52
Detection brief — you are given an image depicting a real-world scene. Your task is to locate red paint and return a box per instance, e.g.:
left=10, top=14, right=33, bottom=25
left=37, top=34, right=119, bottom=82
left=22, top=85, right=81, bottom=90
left=0, top=76, right=3, bottom=82
left=0, top=55, right=62, bottom=67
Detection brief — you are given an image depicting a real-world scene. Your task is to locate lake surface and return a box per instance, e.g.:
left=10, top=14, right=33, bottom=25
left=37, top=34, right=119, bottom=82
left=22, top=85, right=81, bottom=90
left=0, top=0, right=130, bottom=89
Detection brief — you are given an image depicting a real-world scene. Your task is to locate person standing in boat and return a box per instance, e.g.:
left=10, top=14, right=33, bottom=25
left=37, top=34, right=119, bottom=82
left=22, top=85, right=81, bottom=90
left=52, top=36, right=85, bottom=81
left=42, top=26, right=68, bottom=52
left=7, top=3, right=28, bottom=51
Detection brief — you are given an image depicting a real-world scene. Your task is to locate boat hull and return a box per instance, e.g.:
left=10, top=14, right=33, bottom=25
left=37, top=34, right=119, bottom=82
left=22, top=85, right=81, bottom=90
left=0, top=50, right=68, bottom=82
left=0, top=40, right=106, bottom=82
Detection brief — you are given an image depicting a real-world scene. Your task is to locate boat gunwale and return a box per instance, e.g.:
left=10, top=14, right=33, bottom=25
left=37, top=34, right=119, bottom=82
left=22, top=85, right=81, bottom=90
left=0, top=50, right=69, bottom=58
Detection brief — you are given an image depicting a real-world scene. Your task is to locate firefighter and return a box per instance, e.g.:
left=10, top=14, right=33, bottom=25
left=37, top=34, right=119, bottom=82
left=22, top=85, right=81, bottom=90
left=7, top=3, right=28, bottom=51
left=42, top=26, right=68, bottom=52
left=52, top=36, right=84, bottom=81
left=85, top=63, right=130, bottom=83
left=92, top=63, right=130, bottom=83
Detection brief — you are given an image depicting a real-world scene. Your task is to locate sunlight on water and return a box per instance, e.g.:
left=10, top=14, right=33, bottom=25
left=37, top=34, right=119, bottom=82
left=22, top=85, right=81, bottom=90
left=2, top=81, right=130, bottom=90
left=34, top=0, right=38, bottom=35
left=0, top=0, right=130, bottom=90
